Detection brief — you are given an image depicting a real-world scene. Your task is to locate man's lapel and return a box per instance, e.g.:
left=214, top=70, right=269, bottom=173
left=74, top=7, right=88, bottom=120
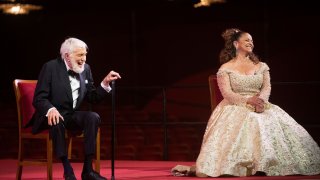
left=58, top=58, right=73, bottom=102
left=76, top=73, right=86, bottom=108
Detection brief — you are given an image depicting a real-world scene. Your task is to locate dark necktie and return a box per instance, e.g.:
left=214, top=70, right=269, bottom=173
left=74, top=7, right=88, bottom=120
left=68, top=70, right=79, bottom=78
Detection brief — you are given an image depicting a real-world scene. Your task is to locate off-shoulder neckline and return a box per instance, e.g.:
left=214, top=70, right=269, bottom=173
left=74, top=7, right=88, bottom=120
left=218, top=62, right=268, bottom=76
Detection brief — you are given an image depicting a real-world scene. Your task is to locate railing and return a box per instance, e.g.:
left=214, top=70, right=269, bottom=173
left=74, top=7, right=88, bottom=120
left=100, top=81, right=320, bottom=161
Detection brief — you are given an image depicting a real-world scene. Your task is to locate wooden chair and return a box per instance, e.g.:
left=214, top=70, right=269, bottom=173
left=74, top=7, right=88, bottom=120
left=13, top=79, right=101, bottom=180
left=208, top=75, right=223, bottom=111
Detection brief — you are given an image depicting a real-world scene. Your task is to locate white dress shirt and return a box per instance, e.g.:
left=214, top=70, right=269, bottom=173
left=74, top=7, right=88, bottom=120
left=46, top=60, right=111, bottom=116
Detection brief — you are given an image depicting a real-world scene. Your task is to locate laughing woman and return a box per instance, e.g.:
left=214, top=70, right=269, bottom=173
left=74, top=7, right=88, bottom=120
left=172, top=28, right=320, bottom=177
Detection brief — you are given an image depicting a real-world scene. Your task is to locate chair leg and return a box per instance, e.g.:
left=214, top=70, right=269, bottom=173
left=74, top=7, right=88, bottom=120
left=16, top=164, right=22, bottom=180
left=95, top=128, right=101, bottom=172
left=16, top=138, right=23, bottom=180
left=47, top=137, right=53, bottom=180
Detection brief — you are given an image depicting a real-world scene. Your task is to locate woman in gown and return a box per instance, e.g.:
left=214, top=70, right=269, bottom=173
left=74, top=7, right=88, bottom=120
left=172, top=28, right=320, bottom=177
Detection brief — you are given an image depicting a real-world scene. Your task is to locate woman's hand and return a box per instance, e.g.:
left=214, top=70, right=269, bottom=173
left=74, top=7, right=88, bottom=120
left=255, top=103, right=265, bottom=113
left=247, top=94, right=265, bottom=113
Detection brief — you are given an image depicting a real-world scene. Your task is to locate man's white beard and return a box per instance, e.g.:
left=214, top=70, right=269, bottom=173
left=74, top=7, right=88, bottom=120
left=71, top=61, right=85, bottom=74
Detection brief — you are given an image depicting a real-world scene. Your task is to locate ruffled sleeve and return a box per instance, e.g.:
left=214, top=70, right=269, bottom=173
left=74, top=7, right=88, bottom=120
left=216, top=69, right=248, bottom=106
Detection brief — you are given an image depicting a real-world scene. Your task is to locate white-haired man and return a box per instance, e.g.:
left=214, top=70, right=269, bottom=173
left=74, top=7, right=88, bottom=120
left=27, top=37, right=121, bottom=180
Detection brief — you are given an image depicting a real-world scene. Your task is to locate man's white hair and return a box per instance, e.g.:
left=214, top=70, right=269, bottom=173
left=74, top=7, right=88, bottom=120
left=60, top=37, right=88, bottom=59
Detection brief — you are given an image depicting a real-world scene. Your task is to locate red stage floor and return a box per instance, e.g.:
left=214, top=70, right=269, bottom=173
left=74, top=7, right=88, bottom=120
left=0, top=159, right=319, bottom=180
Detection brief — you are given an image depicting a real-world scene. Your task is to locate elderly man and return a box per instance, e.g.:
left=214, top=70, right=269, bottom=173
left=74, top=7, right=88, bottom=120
left=28, top=37, right=121, bottom=180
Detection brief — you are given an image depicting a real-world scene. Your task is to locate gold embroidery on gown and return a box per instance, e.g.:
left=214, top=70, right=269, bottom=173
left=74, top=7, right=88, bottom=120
left=172, top=62, right=320, bottom=177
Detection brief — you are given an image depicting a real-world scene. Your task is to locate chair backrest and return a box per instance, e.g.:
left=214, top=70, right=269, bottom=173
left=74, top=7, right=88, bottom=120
left=13, top=79, right=37, bottom=131
left=208, top=75, right=223, bottom=111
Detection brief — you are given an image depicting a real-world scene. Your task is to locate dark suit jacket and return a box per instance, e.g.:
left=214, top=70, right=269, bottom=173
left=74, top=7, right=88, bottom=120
left=29, top=57, right=108, bottom=134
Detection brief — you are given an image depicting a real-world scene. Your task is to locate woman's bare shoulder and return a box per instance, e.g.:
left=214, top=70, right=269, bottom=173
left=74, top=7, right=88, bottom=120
left=220, top=61, right=234, bottom=69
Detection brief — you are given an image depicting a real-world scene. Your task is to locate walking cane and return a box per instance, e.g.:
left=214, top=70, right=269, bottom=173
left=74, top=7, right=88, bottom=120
left=111, top=80, right=116, bottom=180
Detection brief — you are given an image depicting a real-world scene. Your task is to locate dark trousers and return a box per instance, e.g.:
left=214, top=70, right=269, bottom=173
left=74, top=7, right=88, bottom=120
left=50, top=111, right=101, bottom=158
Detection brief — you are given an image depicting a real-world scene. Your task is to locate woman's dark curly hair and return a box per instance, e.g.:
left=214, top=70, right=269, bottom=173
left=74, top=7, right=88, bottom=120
left=219, top=28, right=260, bottom=64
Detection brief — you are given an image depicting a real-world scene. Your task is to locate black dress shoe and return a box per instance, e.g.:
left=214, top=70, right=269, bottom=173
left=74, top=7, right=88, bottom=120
left=64, top=173, right=77, bottom=180
left=81, top=171, right=107, bottom=180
